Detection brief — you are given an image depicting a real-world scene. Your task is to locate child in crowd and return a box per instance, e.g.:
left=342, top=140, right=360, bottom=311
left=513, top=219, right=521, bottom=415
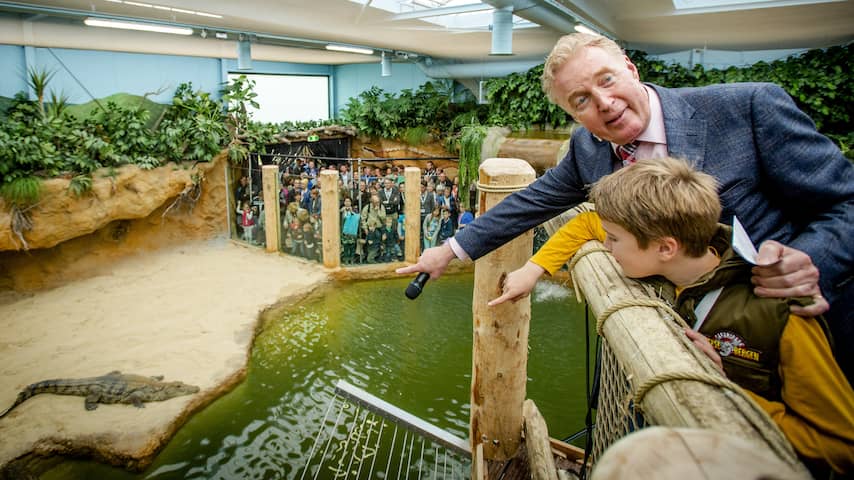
left=397, top=214, right=406, bottom=259
left=237, top=201, right=255, bottom=244
left=301, top=222, right=315, bottom=261
left=490, top=157, right=854, bottom=475
left=365, top=221, right=382, bottom=264
left=290, top=221, right=303, bottom=257
left=422, top=207, right=441, bottom=251
left=458, top=205, right=474, bottom=229
left=437, top=207, right=454, bottom=244
left=381, top=216, right=401, bottom=262
left=341, top=198, right=359, bottom=264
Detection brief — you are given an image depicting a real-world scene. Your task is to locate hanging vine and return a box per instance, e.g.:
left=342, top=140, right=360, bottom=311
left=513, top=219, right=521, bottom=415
left=457, top=124, right=488, bottom=209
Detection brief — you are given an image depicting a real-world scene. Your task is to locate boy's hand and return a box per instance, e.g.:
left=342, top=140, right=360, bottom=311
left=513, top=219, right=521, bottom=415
left=684, top=329, right=725, bottom=375
left=488, top=261, right=546, bottom=306
left=752, top=240, right=828, bottom=317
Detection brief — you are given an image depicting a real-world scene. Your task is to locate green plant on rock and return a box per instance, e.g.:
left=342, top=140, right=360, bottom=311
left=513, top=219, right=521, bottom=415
left=221, top=75, right=263, bottom=162
left=154, top=82, right=228, bottom=164
left=27, top=67, right=56, bottom=116
left=67, top=174, right=92, bottom=197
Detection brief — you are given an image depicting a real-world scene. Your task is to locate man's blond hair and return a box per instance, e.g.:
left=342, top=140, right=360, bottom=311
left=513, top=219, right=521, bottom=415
left=589, top=157, right=721, bottom=257
left=541, top=33, right=624, bottom=105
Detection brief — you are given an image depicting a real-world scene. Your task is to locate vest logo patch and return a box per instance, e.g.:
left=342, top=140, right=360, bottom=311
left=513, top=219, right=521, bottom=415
left=707, top=331, right=761, bottom=362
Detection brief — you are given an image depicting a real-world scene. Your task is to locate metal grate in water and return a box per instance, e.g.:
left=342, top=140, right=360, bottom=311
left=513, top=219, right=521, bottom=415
left=300, top=380, right=471, bottom=480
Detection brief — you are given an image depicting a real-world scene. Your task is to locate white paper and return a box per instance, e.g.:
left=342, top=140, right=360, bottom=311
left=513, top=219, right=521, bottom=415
left=732, top=216, right=758, bottom=265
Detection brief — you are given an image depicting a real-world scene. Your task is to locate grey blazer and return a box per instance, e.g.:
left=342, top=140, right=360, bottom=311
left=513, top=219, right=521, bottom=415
left=455, top=82, right=853, bottom=342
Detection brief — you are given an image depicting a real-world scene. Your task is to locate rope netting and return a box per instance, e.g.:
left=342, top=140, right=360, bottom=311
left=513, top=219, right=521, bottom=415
left=540, top=204, right=805, bottom=477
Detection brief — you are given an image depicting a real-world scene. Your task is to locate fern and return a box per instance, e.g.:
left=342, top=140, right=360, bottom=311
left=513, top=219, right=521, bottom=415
left=67, top=174, right=92, bottom=197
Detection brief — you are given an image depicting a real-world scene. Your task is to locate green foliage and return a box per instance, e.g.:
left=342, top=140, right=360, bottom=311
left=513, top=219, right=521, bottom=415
left=67, top=174, right=92, bottom=197
left=485, top=64, right=573, bottom=129
left=27, top=67, right=56, bottom=115
left=475, top=44, right=850, bottom=151
left=402, top=126, right=430, bottom=146
left=627, top=44, right=853, bottom=137
left=1, top=78, right=234, bottom=190
left=0, top=176, right=41, bottom=206
left=338, top=81, right=480, bottom=141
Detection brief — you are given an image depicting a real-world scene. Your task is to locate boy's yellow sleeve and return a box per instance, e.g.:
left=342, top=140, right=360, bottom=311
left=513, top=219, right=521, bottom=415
left=530, top=211, right=606, bottom=275
left=746, top=315, right=854, bottom=474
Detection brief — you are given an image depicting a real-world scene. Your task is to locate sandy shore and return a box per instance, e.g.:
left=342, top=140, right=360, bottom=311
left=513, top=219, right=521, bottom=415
left=0, top=237, right=328, bottom=471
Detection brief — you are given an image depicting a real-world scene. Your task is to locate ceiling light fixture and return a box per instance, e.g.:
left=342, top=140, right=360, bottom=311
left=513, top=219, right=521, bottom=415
left=574, top=24, right=599, bottom=36
left=84, top=17, right=193, bottom=35
left=325, top=44, right=374, bottom=55
left=215, top=32, right=228, bottom=39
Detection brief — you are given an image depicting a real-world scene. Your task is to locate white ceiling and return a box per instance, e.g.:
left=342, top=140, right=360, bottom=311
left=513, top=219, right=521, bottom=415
left=0, top=0, right=852, bottom=66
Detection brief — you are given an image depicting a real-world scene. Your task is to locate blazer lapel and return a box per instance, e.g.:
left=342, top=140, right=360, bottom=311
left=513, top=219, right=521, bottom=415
left=651, top=84, right=707, bottom=170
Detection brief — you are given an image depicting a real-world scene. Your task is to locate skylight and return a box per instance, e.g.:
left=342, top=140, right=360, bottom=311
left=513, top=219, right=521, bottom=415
left=672, top=0, right=840, bottom=12
left=349, top=0, right=536, bottom=30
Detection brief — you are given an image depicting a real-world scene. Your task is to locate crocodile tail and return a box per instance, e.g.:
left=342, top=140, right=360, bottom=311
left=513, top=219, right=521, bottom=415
left=0, top=380, right=73, bottom=419
left=0, top=390, right=33, bottom=419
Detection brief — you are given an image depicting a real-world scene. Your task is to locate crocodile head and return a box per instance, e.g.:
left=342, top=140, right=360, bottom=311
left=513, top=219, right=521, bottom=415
left=151, top=381, right=200, bottom=400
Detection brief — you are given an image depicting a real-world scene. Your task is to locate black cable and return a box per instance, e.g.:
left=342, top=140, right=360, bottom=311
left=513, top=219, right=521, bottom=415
left=580, top=304, right=595, bottom=480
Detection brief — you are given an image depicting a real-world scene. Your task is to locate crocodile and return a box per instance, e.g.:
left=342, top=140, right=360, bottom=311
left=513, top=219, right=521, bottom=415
left=0, top=371, right=200, bottom=418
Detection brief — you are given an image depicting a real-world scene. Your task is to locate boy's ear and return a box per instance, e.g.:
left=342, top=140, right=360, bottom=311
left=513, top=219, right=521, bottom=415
left=657, top=236, right=679, bottom=260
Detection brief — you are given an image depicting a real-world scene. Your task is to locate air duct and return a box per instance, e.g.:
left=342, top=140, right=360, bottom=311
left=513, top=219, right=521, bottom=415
left=381, top=51, right=392, bottom=77
left=415, top=58, right=541, bottom=79
left=491, top=6, right=514, bottom=55
left=237, top=36, right=252, bottom=70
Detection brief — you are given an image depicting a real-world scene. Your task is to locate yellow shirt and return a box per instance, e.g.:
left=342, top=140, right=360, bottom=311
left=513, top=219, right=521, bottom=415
left=532, top=210, right=854, bottom=472
left=747, top=314, right=854, bottom=474
left=530, top=211, right=605, bottom=275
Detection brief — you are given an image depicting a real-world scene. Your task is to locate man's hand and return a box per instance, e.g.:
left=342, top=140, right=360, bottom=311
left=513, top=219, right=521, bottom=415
left=396, top=243, right=457, bottom=279
left=684, top=328, right=724, bottom=375
left=488, top=261, right=546, bottom=306
left=752, top=240, right=828, bottom=317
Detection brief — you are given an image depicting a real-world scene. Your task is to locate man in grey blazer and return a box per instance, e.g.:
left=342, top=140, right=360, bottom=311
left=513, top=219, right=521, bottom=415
left=399, top=33, right=853, bottom=376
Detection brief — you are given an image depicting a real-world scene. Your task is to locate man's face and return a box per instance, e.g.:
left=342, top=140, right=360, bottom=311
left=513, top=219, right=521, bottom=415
left=384, top=179, right=393, bottom=189
left=552, top=46, right=650, bottom=145
left=601, top=219, right=661, bottom=279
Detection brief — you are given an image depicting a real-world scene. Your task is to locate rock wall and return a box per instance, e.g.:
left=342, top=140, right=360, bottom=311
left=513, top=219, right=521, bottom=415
left=0, top=153, right=229, bottom=292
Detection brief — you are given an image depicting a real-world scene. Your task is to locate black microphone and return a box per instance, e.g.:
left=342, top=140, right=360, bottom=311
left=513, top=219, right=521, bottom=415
left=405, top=272, right=431, bottom=300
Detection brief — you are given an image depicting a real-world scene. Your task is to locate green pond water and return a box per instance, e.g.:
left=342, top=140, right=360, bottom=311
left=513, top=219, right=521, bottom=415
left=43, top=274, right=593, bottom=479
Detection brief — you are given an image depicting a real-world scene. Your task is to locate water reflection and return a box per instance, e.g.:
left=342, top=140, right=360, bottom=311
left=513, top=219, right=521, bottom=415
left=43, top=275, right=591, bottom=479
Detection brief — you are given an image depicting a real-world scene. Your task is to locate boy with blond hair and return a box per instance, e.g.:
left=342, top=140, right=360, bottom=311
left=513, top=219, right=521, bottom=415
left=491, top=157, right=854, bottom=475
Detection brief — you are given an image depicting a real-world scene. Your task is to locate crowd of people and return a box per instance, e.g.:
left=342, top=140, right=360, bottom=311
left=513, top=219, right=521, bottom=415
left=232, top=157, right=474, bottom=265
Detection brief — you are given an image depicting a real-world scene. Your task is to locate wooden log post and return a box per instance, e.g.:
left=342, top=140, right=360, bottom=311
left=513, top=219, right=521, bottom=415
left=470, top=157, right=536, bottom=463
left=524, top=399, right=559, bottom=480
left=319, top=170, right=341, bottom=269
left=404, top=166, right=421, bottom=263
left=261, top=165, right=281, bottom=253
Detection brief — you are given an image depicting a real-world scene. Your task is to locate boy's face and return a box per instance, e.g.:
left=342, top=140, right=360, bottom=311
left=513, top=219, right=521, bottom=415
left=600, top=219, right=663, bottom=279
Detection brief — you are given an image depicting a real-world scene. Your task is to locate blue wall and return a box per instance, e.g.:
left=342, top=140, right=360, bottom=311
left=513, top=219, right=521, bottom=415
left=0, top=44, right=432, bottom=119
left=0, top=46, right=221, bottom=104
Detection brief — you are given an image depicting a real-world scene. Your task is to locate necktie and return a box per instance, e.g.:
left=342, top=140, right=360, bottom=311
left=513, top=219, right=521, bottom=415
left=617, top=141, right=639, bottom=166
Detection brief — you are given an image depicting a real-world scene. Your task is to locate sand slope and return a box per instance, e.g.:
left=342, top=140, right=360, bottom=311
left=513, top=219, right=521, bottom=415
left=0, top=238, right=327, bottom=471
